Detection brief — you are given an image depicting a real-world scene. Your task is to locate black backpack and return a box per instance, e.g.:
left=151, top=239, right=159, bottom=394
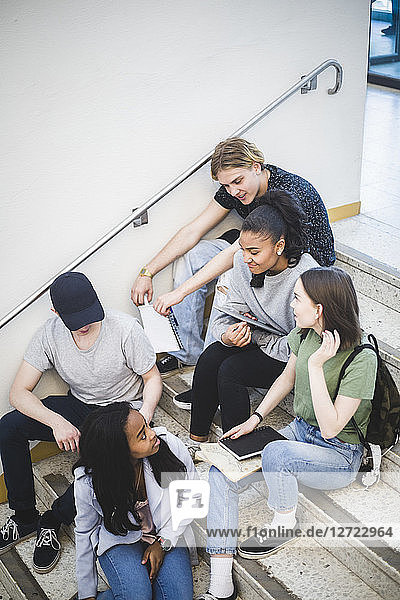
left=334, top=334, right=400, bottom=486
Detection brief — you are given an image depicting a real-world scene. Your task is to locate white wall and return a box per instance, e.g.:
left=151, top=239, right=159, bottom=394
left=0, top=0, right=370, bottom=416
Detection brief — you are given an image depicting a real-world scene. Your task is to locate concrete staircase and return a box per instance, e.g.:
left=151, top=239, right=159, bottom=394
left=0, top=220, right=399, bottom=599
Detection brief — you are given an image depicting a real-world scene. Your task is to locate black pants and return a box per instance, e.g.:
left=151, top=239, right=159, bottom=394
left=0, top=392, right=97, bottom=525
left=190, top=342, right=286, bottom=437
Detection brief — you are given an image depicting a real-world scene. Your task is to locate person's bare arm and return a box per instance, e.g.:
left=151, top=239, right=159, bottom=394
left=131, top=200, right=229, bottom=305
left=153, top=239, right=240, bottom=315
left=222, top=354, right=297, bottom=439
left=139, top=364, right=163, bottom=424
left=10, top=361, right=81, bottom=451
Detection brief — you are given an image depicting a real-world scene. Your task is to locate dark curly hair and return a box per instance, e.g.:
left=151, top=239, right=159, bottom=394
left=73, top=402, right=186, bottom=536
left=241, top=189, right=309, bottom=266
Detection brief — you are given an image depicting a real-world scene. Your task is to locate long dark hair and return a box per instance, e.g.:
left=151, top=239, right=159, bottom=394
left=241, top=190, right=308, bottom=266
left=73, top=402, right=187, bottom=536
left=300, top=267, right=362, bottom=350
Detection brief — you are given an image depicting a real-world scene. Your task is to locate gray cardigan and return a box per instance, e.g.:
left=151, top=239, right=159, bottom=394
left=212, top=252, right=318, bottom=362
left=74, top=428, right=198, bottom=599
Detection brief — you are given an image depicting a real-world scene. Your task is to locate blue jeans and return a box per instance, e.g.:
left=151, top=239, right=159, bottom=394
left=170, top=238, right=230, bottom=364
left=265, top=417, right=363, bottom=511
left=206, top=417, right=363, bottom=554
left=98, top=541, right=193, bottom=600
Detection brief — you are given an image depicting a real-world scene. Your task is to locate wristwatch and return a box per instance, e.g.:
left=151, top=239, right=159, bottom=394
left=139, top=267, right=153, bottom=278
left=156, top=536, right=172, bottom=552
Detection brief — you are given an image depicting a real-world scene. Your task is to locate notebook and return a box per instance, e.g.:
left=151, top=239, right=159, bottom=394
left=138, top=303, right=183, bottom=353
left=219, top=426, right=286, bottom=460
left=219, top=306, right=285, bottom=337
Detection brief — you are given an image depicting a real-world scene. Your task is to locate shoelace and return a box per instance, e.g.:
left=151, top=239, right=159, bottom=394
left=35, top=528, right=60, bottom=550
left=160, top=355, right=175, bottom=365
left=256, top=530, right=269, bottom=544
left=0, top=518, right=18, bottom=541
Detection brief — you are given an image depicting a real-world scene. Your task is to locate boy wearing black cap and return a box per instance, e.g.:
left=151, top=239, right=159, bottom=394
left=0, top=272, right=162, bottom=574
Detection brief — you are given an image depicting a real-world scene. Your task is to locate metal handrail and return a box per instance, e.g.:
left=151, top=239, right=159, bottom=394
left=0, top=59, right=342, bottom=330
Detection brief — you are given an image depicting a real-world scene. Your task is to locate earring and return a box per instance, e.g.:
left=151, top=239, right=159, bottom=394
left=277, top=250, right=282, bottom=256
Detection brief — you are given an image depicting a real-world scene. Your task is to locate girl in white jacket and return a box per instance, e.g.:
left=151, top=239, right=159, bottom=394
left=74, top=402, right=197, bottom=600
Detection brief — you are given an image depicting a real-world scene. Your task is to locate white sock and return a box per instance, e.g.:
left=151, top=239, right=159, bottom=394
left=271, top=507, right=297, bottom=530
left=209, top=556, right=234, bottom=598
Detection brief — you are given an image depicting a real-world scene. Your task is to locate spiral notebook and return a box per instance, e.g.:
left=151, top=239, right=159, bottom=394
left=219, top=426, right=286, bottom=461
left=138, top=303, right=183, bottom=353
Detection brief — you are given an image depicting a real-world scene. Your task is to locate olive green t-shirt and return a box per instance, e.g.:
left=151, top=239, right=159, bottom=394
left=287, top=327, right=378, bottom=444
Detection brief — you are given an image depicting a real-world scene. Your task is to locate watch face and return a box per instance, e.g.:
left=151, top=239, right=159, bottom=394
left=160, top=537, right=172, bottom=551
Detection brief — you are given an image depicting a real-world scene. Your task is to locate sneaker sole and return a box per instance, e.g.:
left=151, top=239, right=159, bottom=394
left=33, top=548, right=61, bottom=573
left=238, top=537, right=295, bottom=559
left=0, top=530, right=36, bottom=555
left=173, top=397, right=192, bottom=410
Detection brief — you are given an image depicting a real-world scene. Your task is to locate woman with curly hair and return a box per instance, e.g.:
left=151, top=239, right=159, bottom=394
left=74, top=402, right=197, bottom=599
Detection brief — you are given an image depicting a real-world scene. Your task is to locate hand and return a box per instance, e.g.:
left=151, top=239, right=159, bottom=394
left=222, top=415, right=260, bottom=440
left=222, top=322, right=252, bottom=347
left=139, top=404, right=153, bottom=425
left=131, top=275, right=153, bottom=306
left=142, top=540, right=165, bottom=582
left=51, top=416, right=80, bottom=452
left=308, top=329, right=341, bottom=368
left=153, top=289, right=185, bottom=316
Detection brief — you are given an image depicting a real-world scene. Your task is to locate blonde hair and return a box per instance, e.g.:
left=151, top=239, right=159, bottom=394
left=210, top=137, right=265, bottom=180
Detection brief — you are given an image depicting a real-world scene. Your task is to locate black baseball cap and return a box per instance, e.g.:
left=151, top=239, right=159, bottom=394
left=50, top=272, right=104, bottom=331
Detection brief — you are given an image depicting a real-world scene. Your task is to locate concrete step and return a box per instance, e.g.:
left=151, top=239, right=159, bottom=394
left=335, top=241, right=400, bottom=314
left=332, top=229, right=400, bottom=391
left=160, top=371, right=400, bottom=599
left=332, top=214, right=400, bottom=274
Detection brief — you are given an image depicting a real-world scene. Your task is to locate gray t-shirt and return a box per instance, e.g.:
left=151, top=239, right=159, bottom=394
left=212, top=252, right=318, bottom=363
left=24, top=309, right=156, bottom=407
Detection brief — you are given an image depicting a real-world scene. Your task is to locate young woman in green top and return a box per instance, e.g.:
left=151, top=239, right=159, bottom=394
left=197, top=267, right=377, bottom=600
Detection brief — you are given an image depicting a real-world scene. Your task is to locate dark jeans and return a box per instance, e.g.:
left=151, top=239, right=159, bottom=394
left=190, top=342, right=286, bottom=437
left=0, top=392, right=97, bottom=525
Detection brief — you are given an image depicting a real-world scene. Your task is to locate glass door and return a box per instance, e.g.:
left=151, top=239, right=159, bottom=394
left=369, top=0, right=400, bottom=88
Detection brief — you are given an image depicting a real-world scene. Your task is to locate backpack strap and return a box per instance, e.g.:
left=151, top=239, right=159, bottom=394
left=333, top=342, right=377, bottom=447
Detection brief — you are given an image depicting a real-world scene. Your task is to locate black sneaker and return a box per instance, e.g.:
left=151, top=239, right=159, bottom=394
left=157, top=354, right=184, bottom=375
left=238, top=526, right=296, bottom=559
left=0, top=516, right=37, bottom=554
left=33, top=515, right=61, bottom=573
left=173, top=389, right=193, bottom=410
left=196, top=582, right=237, bottom=600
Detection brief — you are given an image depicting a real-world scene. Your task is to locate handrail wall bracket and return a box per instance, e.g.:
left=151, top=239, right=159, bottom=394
left=0, top=59, right=343, bottom=331
left=301, top=75, right=318, bottom=94
left=132, top=208, right=149, bottom=228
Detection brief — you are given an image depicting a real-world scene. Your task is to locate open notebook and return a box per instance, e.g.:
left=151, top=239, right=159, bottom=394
left=138, top=302, right=183, bottom=353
